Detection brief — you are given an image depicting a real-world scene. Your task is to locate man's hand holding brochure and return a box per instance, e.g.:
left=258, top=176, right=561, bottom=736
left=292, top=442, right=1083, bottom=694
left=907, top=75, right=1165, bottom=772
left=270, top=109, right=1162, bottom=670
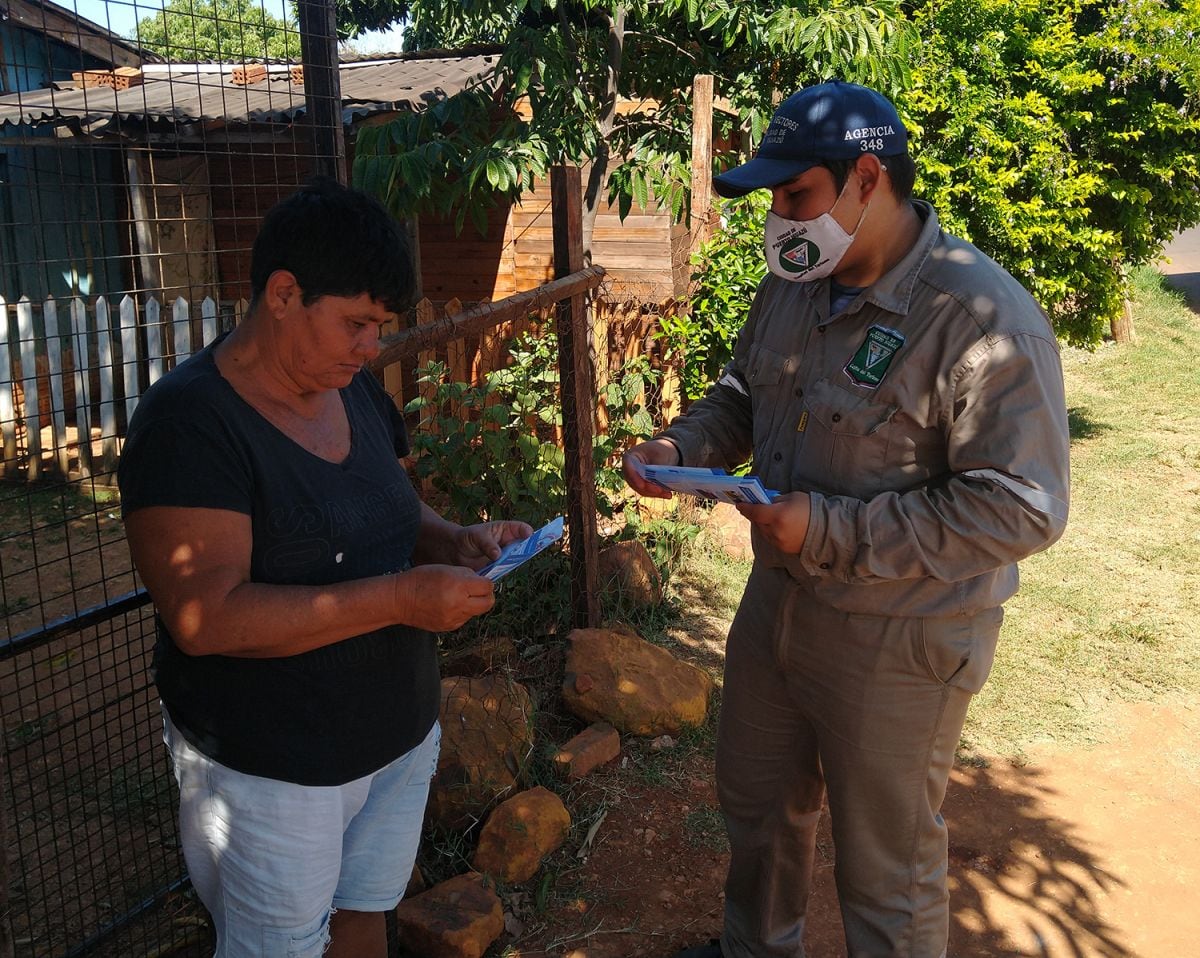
left=627, top=458, right=779, bottom=505
left=622, top=438, right=811, bottom=554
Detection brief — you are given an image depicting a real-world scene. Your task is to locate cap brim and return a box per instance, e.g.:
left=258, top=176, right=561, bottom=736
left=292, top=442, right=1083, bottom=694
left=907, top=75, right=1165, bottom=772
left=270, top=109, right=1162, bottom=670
left=712, top=156, right=820, bottom=198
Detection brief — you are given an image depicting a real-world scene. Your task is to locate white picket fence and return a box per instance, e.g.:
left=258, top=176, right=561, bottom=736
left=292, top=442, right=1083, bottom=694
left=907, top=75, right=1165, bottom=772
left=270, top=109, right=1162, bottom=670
left=0, top=293, right=243, bottom=481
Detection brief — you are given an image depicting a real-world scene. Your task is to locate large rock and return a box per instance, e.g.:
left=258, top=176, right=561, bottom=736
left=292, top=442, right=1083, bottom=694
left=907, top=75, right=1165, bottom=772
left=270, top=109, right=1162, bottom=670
left=472, top=786, right=571, bottom=883
left=704, top=502, right=754, bottom=561
left=428, top=675, right=535, bottom=829
left=393, top=872, right=503, bottom=958
left=561, top=628, right=713, bottom=736
left=597, top=539, right=663, bottom=608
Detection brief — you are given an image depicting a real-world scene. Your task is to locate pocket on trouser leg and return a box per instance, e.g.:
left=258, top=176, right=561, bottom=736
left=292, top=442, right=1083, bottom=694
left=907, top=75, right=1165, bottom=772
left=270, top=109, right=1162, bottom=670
left=918, top=607, right=1004, bottom=694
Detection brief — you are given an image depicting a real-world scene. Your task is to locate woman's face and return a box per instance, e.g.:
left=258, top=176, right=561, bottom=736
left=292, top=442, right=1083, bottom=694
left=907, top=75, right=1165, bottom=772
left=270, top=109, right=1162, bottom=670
left=287, top=292, right=395, bottom=390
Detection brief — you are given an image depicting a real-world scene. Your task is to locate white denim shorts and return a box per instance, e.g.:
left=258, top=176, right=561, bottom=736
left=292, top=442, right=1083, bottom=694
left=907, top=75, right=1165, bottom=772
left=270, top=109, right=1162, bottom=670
left=163, top=708, right=440, bottom=958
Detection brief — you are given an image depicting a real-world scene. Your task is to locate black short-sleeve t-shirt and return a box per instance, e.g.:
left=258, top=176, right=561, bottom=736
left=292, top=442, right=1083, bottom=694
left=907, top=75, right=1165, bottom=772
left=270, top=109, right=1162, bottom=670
left=118, top=337, right=439, bottom=786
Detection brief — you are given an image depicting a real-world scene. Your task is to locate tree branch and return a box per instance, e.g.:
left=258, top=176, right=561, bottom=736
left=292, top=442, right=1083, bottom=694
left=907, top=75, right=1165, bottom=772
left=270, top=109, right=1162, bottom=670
left=582, top=5, right=627, bottom=258
left=622, top=28, right=700, bottom=63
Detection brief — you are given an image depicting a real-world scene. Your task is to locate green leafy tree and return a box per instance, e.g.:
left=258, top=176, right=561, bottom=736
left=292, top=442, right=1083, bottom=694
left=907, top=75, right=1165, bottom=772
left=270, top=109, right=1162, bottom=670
left=333, top=0, right=408, bottom=38
left=356, top=0, right=915, bottom=247
left=133, top=0, right=299, bottom=61
left=664, top=192, right=768, bottom=401
left=903, top=0, right=1200, bottom=345
left=132, top=0, right=413, bottom=59
left=360, top=0, right=1197, bottom=348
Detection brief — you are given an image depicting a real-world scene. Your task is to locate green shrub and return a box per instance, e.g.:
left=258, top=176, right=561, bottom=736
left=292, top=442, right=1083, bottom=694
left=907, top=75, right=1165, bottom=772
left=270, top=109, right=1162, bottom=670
left=666, top=193, right=769, bottom=401
left=905, top=0, right=1200, bottom=346
left=404, top=331, right=659, bottom=529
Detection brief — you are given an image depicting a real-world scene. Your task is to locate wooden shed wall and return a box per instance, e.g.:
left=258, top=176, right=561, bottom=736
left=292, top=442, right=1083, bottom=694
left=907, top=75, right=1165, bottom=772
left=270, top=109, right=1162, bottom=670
left=416, top=203, right=516, bottom=303
left=417, top=168, right=688, bottom=307
left=150, top=131, right=687, bottom=310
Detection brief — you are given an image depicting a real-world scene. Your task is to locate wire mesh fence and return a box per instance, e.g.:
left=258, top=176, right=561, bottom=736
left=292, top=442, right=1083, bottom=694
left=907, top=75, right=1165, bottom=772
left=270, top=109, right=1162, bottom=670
left=1, top=1, right=693, bottom=954
left=1, top=0, right=344, bottom=953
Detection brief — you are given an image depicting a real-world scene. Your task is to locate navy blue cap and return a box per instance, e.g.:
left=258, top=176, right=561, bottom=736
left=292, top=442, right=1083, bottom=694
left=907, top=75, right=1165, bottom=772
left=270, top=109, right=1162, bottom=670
left=714, top=80, right=908, bottom=198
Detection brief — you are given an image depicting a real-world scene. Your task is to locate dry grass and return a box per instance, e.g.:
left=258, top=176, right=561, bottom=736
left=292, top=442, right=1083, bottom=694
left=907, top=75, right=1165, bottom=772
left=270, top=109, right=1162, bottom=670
left=965, top=268, right=1200, bottom=756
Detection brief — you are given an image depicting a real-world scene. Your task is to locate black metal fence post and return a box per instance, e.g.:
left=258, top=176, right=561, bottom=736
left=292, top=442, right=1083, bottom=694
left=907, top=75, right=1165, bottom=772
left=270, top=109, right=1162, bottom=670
left=297, top=0, right=347, bottom=184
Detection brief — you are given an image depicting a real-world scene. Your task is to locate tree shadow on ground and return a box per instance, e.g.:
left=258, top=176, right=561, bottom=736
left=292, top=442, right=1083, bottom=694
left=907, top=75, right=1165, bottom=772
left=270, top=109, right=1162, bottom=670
left=941, top=759, right=1129, bottom=958
left=1160, top=270, right=1200, bottom=315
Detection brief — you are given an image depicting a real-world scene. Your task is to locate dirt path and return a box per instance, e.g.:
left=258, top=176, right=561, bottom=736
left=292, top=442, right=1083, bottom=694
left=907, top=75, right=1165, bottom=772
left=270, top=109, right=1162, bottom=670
left=514, top=691, right=1200, bottom=958
left=941, top=693, right=1200, bottom=957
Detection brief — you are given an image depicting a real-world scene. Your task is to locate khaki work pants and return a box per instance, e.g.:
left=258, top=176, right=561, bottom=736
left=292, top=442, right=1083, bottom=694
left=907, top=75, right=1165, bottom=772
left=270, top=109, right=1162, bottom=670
left=716, top=565, right=1003, bottom=958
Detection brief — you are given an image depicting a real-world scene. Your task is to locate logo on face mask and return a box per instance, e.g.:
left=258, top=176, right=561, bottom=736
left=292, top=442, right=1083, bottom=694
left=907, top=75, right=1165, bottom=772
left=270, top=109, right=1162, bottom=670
left=778, top=237, right=822, bottom=274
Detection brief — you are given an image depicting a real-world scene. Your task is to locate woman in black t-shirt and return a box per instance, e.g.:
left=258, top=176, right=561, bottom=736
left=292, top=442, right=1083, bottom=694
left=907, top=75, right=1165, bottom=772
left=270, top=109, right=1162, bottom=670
left=119, top=180, right=531, bottom=958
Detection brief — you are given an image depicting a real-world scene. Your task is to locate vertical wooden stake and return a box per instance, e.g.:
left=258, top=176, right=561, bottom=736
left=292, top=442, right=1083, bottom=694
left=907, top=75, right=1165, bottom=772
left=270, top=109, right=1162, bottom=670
left=689, top=74, right=716, bottom=263
left=551, top=166, right=601, bottom=629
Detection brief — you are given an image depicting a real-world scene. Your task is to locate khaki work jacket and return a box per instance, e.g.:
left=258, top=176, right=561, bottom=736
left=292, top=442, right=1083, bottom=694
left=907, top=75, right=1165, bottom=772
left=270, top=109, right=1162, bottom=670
left=662, top=201, right=1070, bottom=618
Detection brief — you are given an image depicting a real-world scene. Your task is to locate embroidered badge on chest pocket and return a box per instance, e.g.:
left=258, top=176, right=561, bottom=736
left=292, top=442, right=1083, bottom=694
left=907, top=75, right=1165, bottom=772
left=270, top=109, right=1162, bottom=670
left=844, top=324, right=905, bottom=388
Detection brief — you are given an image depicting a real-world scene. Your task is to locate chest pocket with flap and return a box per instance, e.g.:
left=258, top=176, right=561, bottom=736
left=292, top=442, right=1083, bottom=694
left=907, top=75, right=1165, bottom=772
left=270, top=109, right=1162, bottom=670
left=744, top=342, right=792, bottom=451
left=795, top=377, right=898, bottom=498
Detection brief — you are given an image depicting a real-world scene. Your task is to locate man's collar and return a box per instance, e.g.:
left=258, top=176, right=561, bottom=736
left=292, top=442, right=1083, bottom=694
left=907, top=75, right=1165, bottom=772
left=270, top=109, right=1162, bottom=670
left=858, top=200, right=939, bottom=316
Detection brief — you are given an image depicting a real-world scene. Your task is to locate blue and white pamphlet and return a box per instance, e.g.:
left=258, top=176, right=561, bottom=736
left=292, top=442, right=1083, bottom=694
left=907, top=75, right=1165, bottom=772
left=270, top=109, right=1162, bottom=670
left=631, top=459, right=779, bottom=505
left=477, top=516, right=565, bottom=581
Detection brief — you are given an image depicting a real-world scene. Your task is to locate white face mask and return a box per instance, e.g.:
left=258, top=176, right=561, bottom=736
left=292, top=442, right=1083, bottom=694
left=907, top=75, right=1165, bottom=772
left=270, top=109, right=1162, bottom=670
left=763, top=182, right=868, bottom=283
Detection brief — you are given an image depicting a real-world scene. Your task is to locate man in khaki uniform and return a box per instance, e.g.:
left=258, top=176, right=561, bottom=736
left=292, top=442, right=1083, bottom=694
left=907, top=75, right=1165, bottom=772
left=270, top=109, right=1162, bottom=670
left=623, top=81, right=1070, bottom=958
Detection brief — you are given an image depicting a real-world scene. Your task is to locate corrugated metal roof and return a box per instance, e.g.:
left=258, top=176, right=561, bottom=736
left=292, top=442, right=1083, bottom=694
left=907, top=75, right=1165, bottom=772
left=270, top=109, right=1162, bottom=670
left=0, top=53, right=499, bottom=134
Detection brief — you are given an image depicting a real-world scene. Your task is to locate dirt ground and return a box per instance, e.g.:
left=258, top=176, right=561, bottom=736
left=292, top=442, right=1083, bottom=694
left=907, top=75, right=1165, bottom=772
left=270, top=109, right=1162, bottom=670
left=504, top=505, right=1200, bottom=958
left=506, top=691, right=1200, bottom=958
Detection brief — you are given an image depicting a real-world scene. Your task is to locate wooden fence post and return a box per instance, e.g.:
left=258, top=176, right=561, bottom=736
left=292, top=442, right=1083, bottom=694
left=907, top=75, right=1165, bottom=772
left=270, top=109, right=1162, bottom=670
left=201, top=297, right=219, bottom=346
left=0, top=298, right=19, bottom=478
left=44, top=298, right=70, bottom=477
left=70, top=297, right=93, bottom=478
left=172, top=296, right=193, bottom=363
left=551, top=166, right=601, bottom=629
left=690, top=73, right=716, bottom=261
left=95, top=296, right=119, bottom=473
left=16, top=298, right=41, bottom=482
left=297, top=0, right=347, bottom=183
left=145, top=297, right=165, bottom=384
left=119, top=296, right=140, bottom=431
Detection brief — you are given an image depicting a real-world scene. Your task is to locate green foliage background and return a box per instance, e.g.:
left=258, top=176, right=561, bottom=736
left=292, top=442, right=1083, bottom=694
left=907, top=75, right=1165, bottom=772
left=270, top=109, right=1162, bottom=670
left=352, top=0, right=1199, bottom=350
left=667, top=193, right=768, bottom=401
left=904, top=0, right=1200, bottom=346
left=134, top=0, right=298, bottom=61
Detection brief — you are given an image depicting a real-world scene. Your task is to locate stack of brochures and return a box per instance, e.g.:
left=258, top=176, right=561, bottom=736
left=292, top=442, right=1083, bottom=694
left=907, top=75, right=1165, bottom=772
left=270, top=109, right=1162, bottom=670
left=631, top=460, right=779, bottom=505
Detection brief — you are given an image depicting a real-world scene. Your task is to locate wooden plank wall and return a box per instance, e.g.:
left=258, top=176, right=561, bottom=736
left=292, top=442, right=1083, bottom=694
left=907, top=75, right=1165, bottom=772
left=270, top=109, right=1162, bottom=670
left=417, top=168, right=689, bottom=306
left=380, top=295, right=683, bottom=441
left=417, top=203, right=517, bottom=302
left=510, top=174, right=688, bottom=302
left=189, top=132, right=689, bottom=312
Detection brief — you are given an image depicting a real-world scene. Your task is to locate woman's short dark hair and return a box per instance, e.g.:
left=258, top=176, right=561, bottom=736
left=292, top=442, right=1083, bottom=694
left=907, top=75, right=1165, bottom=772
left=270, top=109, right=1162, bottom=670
left=249, top=178, right=416, bottom=316
left=821, top=152, right=917, bottom=202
